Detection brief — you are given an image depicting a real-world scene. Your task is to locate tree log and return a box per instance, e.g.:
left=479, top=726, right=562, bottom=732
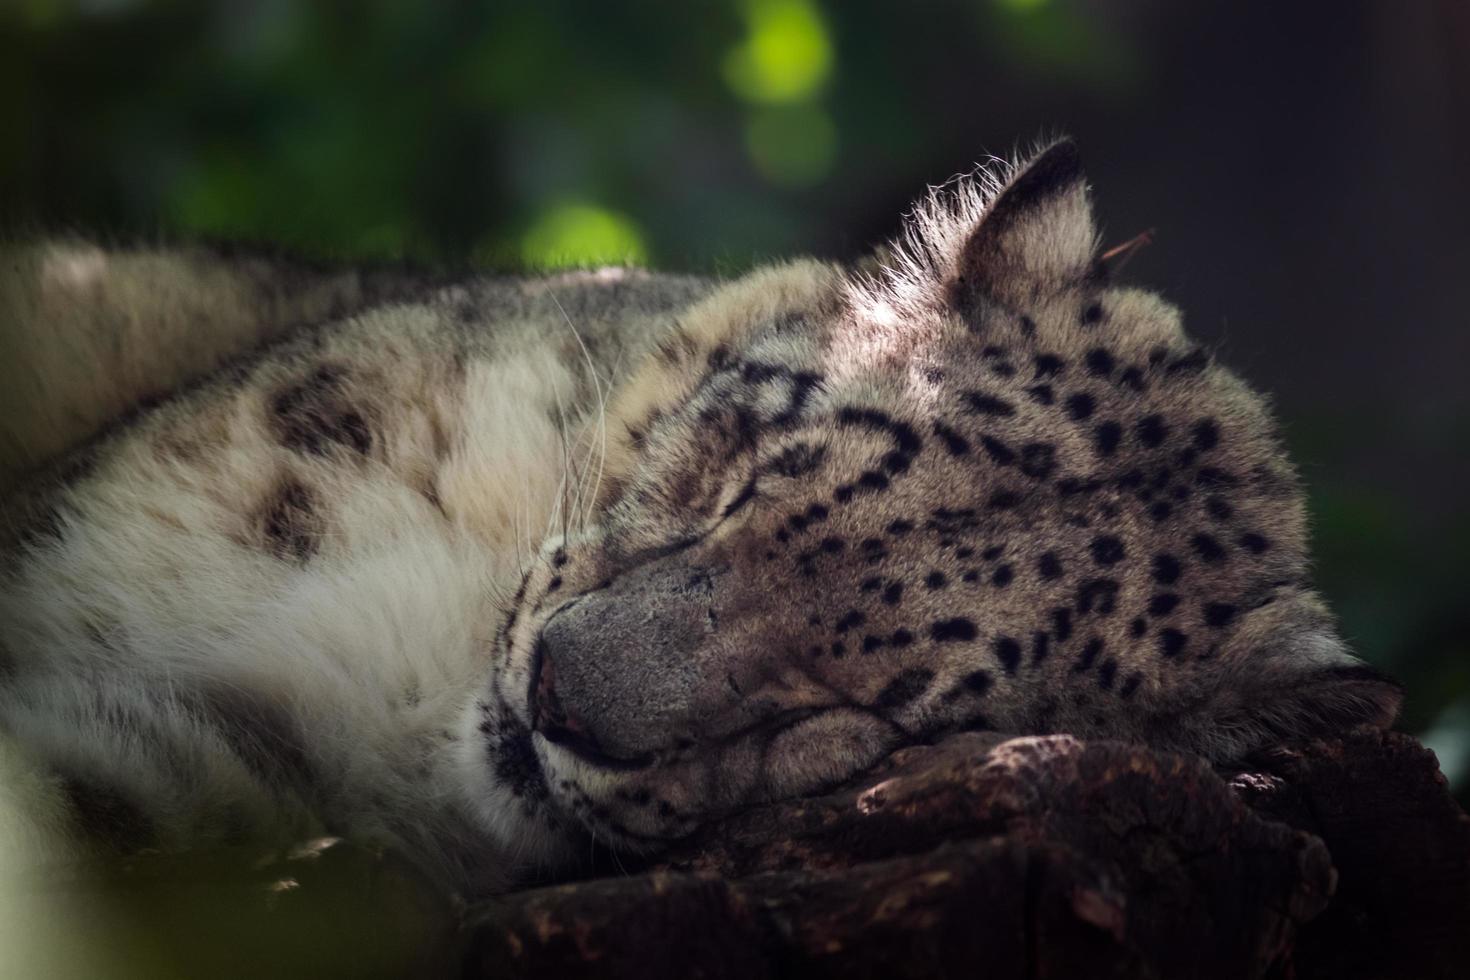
left=462, top=730, right=1470, bottom=979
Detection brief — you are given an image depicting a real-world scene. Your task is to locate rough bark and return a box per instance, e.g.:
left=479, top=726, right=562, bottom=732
left=461, top=729, right=1470, bottom=979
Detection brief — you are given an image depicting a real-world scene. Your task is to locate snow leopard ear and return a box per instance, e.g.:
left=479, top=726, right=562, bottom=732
left=1162, top=594, right=1404, bottom=762
left=1209, top=662, right=1404, bottom=760
left=951, top=139, right=1097, bottom=313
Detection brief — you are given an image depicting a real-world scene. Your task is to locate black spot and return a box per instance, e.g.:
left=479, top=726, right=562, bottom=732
left=1148, top=500, right=1174, bottom=522
left=861, top=635, right=886, bottom=654
left=890, top=628, right=915, bottom=647
left=955, top=547, right=975, bottom=559
left=1038, top=552, right=1064, bottom=580
left=881, top=452, right=912, bottom=475
left=835, top=407, right=923, bottom=455
left=1019, top=442, right=1057, bottom=480
left=962, top=670, right=993, bottom=694
left=491, top=715, right=549, bottom=803
left=830, top=641, right=846, bottom=658
left=1196, top=467, right=1238, bottom=489
left=1238, top=532, right=1271, bottom=554
left=1190, top=532, right=1227, bottom=564
left=933, top=422, right=970, bottom=456
left=1152, top=554, right=1182, bottom=585
left=1089, top=535, right=1125, bottom=566
left=887, top=518, right=915, bottom=535
left=835, top=610, right=866, bottom=634
left=1074, top=637, right=1104, bottom=672
left=1065, top=393, right=1095, bottom=421
left=833, top=485, right=853, bottom=503
left=961, top=570, right=980, bottom=583
left=1205, top=496, right=1233, bottom=520
left=1118, top=367, right=1146, bottom=392
left=1057, top=476, right=1102, bottom=497
left=992, top=564, right=1014, bottom=587
left=260, top=480, right=319, bottom=562
left=982, top=545, right=1005, bottom=560
left=882, top=582, right=904, bottom=605
left=987, top=490, right=1022, bottom=510
left=1051, top=607, right=1074, bottom=642
left=1204, top=602, right=1238, bottom=628
left=270, top=365, right=374, bottom=457
left=1148, top=593, right=1180, bottom=616
left=1076, top=578, right=1119, bottom=616
left=1080, top=302, right=1105, bottom=326
left=1026, top=384, right=1055, bottom=405
left=931, top=618, right=978, bottom=642
left=1119, top=672, right=1143, bottom=698
left=1136, top=415, right=1168, bottom=448
left=860, top=576, right=882, bottom=592
left=857, top=471, right=890, bottom=493
left=1192, top=419, right=1220, bottom=451
left=820, top=537, right=845, bottom=554
left=1129, top=617, right=1147, bottom=638
left=1158, top=628, right=1188, bottom=658
left=1034, top=353, right=1064, bottom=377
left=1031, top=631, right=1051, bottom=664
left=925, top=571, right=947, bottom=590
left=1097, top=661, right=1118, bottom=690
left=993, top=636, right=1022, bottom=674
left=981, top=436, right=1016, bottom=466
left=963, top=392, right=1016, bottom=417
left=931, top=507, right=978, bottom=530
left=1093, top=420, right=1123, bottom=456
left=1085, top=348, right=1115, bottom=377
left=1169, top=347, right=1210, bottom=374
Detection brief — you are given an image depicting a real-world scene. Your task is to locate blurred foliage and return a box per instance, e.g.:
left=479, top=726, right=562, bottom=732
left=1, top=0, right=1466, bottom=796
left=1, top=838, right=456, bottom=979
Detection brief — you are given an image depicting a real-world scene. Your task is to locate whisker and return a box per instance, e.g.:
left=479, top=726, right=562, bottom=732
left=548, top=290, right=612, bottom=531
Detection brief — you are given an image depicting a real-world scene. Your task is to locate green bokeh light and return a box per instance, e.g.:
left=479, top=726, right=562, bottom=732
left=520, top=202, right=648, bottom=268
left=723, top=0, right=832, bottom=104
left=744, top=104, right=838, bottom=187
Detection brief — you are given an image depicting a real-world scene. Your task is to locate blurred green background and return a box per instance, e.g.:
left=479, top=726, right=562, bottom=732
left=2, top=0, right=1467, bottom=801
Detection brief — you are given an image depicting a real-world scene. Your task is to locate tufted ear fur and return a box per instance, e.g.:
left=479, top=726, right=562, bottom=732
left=950, top=139, right=1097, bottom=313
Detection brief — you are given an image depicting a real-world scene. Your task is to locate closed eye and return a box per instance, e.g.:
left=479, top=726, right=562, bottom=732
left=720, top=478, right=759, bottom=518
left=718, top=439, right=828, bottom=520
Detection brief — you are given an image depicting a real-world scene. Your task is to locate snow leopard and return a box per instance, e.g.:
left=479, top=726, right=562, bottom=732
left=0, top=140, right=1401, bottom=895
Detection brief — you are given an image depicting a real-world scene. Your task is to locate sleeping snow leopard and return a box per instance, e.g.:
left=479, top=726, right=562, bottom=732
left=0, top=140, right=1401, bottom=894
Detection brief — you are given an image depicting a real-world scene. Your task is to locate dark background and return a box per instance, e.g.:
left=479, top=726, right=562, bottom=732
left=3, top=0, right=1467, bottom=797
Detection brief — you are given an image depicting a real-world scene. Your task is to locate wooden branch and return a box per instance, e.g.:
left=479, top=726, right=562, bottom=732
left=463, top=729, right=1469, bottom=978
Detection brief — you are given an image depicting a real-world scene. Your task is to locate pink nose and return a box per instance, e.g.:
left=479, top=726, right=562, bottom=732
left=531, top=643, right=593, bottom=744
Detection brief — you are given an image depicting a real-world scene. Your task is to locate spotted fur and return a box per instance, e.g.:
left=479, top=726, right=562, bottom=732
left=0, top=141, right=1399, bottom=893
